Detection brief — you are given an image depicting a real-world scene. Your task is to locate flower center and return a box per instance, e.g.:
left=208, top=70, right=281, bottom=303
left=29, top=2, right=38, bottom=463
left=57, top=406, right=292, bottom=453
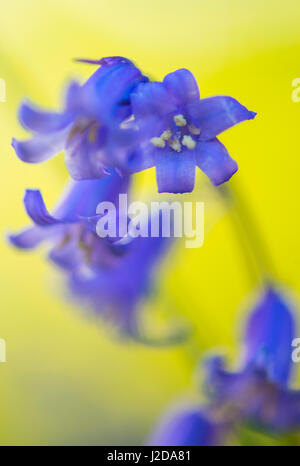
left=150, top=114, right=200, bottom=153
left=67, top=118, right=99, bottom=144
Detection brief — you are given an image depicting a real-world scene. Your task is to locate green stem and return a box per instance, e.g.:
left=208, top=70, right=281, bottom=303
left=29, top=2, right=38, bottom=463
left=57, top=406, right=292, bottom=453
left=217, top=182, right=276, bottom=287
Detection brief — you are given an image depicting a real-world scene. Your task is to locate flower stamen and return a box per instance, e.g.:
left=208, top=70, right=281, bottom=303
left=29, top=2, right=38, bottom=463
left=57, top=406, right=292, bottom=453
left=182, top=135, right=196, bottom=149
left=173, top=114, right=187, bottom=127
left=150, top=137, right=166, bottom=148
left=188, top=124, right=201, bottom=135
left=88, top=125, right=98, bottom=143
left=168, top=138, right=182, bottom=152
left=160, top=129, right=172, bottom=140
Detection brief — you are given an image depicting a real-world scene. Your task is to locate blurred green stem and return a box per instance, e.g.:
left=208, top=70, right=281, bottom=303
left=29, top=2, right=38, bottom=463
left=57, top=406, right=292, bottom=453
left=217, top=182, right=276, bottom=286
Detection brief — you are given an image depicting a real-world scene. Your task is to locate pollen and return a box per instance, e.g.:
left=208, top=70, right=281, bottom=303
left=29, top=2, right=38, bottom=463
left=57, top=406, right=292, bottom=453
left=173, top=114, right=187, bottom=127
left=150, top=137, right=166, bottom=148
left=188, top=124, right=201, bottom=135
left=160, top=129, right=172, bottom=140
left=88, top=125, right=98, bottom=143
left=182, top=135, right=196, bottom=149
left=169, top=138, right=182, bottom=152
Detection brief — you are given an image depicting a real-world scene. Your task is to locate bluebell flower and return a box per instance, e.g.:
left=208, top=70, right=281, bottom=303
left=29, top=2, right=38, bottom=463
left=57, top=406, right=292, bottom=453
left=148, top=405, right=223, bottom=446
left=9, top=171, right=131, bottom=271
left=9, top=173, right=173, bottom=333
left=12, top=57, right=148, bottom=180
left=149, top=287, right=300, bottom=446
left=127, top=69, right=256, bottom=193
left=206, top=287, right=300, bottom=432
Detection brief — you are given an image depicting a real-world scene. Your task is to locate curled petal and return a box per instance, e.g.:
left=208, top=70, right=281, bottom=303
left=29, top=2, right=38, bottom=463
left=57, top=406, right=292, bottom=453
left=18, top=101, right=72, bottom=133
left=23, top=190, right=72, bottom=227
left=56, top=172, right=131, bottom=225
left=155, top=150, right=196, bottom=194
left=188, top=96, right=256, bottom=140
left=244, top=287, right=295, bottom=385
left=12, top=128, right=68, bottom=164
left=163, top=68, right=200, bottom=105
left=8, top=226, right=55, bottom=249
left=196, top=139, right=238, bottom=186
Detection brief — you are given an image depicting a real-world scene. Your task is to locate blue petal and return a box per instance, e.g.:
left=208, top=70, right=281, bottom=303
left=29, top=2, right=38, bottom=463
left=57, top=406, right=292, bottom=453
left=196, top=139, right=238, bottom=185
left=8, top=226, right=54, bottom=249
left=52, top=179, right=107, bottom=220
left=24, top=190, right=70, bottom=227
left=187, top=96, right=256, bottom=140
left=76, top=56, right=135, bottom=66
left=244, top=288, right=295, bottom=385
left=18, top=100, right=72, bottom=133
left=155, top=150, right=196, bottom=193
left=131, top=81, right=176, bottom=119
left=163, top=68, right=200, bottom=105
left=122, top=146, right=156, bottom=174
left=12, top=128, right=68, bottom=163
left=57, top=174, right=130, bottom=221
left=24, top=173, right=130, bottom=229
left=148, top=407, right=219, bottom=446
left=81, top=59, right=147, bottom=120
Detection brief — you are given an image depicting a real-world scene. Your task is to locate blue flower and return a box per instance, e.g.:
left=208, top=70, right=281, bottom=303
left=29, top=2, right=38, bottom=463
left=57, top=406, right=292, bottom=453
left=127, top=69, right=256, bottom=193
left=9, top=173, right=172, bottom=333
left=12, top=57, right=148, bottom=180
left=9, top=171, right=131, bottom=271
left=206, top=287, right=300, bottom=432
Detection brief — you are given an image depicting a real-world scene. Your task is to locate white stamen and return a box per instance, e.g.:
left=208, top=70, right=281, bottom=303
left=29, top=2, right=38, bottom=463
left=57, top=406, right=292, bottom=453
left=169, top=138, right=182, bottom=152
left=182, top=135, right=196, bottom=149
left=173, top=114, right=187, bottom=127
left=150, top=137, right=166, bottom=148
left=188, top=124, right=201, bottom=135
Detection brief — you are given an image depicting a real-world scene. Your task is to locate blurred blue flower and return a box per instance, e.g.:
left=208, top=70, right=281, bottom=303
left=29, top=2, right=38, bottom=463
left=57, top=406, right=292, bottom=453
left=9, top=173, right=173, bottom=334
left=9, top=171, right=131, bottom=271
left=12, top=57, right=148, bottom=180
left=127, top=69, right=256, bottom=193
left=206, top=287, right=300, bottom=432
left=150, top=287, right=300, bottom=446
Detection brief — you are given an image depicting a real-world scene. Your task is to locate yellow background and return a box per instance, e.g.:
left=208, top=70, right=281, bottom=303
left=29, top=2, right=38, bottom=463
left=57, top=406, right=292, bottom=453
left=0, top=0, right=300, bottom=445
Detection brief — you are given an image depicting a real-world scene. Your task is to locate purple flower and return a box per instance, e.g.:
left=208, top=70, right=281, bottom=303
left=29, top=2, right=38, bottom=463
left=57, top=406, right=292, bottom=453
left=127, top=69, right=256, bottom=193
left=12, top=57, right=148, bottom=180
left=206, top=288, right=300, bottom=432
left=9, top=171, right=131, bottom=271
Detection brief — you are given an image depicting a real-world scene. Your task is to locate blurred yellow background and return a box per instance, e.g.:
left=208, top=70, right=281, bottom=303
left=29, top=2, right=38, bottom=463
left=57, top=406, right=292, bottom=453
left=0, top=0, right=300, bottom=445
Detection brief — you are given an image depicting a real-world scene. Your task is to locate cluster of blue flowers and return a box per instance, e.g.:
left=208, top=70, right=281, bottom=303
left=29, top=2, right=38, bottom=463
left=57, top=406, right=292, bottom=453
left=10, top=56, right=255, bottom=332
left=12, top=56, right=255, bottom=193
left=10, top=56, right=299, bottom=445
